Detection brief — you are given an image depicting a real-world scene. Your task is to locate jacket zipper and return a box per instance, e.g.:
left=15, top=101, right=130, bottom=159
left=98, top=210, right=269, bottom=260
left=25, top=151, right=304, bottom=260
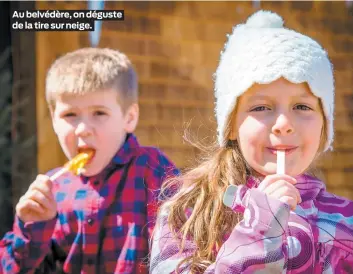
left=316, top=242, right=325, bottom=271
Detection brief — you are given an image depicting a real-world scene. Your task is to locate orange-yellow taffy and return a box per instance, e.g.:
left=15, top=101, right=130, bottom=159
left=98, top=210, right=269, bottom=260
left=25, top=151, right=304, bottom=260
left=50, top=150, right=94, bottom=180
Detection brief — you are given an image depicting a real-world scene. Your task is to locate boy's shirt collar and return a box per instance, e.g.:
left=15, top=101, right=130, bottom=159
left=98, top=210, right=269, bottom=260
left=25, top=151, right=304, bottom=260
left=111, top=133, right=140, bottom=165
left=80, top=133, right=139, bottom=181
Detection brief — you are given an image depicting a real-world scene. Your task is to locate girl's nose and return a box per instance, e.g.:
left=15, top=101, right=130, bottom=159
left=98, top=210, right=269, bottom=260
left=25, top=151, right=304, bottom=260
left=272, top=113, right=294, bottom=136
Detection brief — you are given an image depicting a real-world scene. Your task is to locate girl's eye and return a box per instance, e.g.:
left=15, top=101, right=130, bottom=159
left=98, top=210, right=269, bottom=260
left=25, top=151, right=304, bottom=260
left=250, top=106, right=270, bottom=112
left=295, top=104, right=312, bottom=111
left=94, top=110, right=107, bottom=116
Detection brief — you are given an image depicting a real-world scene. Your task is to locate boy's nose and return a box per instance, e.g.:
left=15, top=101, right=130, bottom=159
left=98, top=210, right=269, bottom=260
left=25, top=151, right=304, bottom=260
left=75, top=121, right=93, bottom=137
left=272, top=114, right=294, bottom=136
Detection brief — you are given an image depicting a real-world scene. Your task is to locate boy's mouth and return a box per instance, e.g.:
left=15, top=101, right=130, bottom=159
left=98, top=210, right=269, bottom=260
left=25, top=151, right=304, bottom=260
left=77, top=147, right=96, bottom=164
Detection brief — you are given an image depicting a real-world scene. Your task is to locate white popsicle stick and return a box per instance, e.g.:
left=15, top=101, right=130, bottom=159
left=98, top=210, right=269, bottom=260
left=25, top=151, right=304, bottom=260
left=49, top=167, right=69, bottom=181
left=276, top=150, right=285, bottom=175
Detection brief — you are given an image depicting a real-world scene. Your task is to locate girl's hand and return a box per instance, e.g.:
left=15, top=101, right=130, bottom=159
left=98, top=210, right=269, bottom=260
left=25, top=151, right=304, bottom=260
left=257, top=174, right=302, bottom=210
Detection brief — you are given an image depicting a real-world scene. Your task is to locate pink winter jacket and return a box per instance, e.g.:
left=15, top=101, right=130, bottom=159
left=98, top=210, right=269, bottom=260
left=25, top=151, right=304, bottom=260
left=150, top=175, right=353, bottom=273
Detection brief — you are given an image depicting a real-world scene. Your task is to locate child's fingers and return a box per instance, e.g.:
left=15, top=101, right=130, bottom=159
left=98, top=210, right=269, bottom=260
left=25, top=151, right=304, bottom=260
left=262, top=180, right=287, bottom=195
left=26, top=189, right=52, bottom=210
left=16, top=199, right=45, bottom=215
left=28, top=175, right=54, bottom=201
left=279, top=196, right=297, bottom=210
left=264, top=180, right=301, bottom=203
left=15, top=174, right=57, bottom=223
left=263, top=181, right=285, bottom=196
left=271, top=183, right=301, bottom=204
left=30, top=175, right=53, bottom=192
left=30, top=184, right=53, bottom=202
left=258, top=174, right=297, bottom=191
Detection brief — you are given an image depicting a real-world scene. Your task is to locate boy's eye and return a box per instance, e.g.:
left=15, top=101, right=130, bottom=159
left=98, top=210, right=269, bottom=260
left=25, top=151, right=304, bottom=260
left=63, top=112, right=76, bottom=117
left=295, top=104, right=312, bottom=111
left=250, top=106, right=270, bottom=112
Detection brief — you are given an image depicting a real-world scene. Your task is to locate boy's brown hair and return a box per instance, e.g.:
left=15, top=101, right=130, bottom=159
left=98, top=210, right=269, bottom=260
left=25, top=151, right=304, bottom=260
left=45, top=47, right=138, bottom=112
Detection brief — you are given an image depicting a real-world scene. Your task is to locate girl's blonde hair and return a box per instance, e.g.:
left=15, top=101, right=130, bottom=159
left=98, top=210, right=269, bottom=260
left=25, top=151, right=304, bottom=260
left=159, top=99, right=327, bottom=273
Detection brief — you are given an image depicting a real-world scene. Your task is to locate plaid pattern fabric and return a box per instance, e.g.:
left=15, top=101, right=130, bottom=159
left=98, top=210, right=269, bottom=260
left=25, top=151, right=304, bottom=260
left=150, top=175, right=353, bottom=273
left=1, top=134, right=179, bottom=274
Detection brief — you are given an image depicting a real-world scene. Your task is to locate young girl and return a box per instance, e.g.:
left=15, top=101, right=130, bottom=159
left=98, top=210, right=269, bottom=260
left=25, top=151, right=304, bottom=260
left=150, top=10, right=353, bottom=273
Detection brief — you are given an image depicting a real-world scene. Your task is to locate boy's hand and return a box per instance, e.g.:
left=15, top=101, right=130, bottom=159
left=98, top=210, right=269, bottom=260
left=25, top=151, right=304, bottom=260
left=16, top=175, right=57, bottom=223
left=258, top=174, right=302, bottom=210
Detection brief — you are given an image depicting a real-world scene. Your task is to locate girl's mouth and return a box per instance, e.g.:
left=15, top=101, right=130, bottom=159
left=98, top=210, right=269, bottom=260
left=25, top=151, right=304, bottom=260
left=267, top=147, right=298, bottom=155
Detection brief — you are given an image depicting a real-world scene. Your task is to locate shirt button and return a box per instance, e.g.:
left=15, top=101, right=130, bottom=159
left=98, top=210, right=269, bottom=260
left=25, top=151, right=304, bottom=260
left=87, top=218, right=94, bottom=225
left=87, top=258, right=94, bottom=265
left=93, top=180, right=99, bottom=186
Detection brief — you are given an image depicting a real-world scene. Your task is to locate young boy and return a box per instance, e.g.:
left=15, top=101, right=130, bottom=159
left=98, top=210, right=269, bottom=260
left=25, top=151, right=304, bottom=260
left=0, top=48, right=179, bottom=273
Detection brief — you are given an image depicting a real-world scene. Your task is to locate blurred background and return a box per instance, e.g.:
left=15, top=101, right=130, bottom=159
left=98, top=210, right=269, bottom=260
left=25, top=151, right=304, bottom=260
left=1, top=0, right=353, bottom=237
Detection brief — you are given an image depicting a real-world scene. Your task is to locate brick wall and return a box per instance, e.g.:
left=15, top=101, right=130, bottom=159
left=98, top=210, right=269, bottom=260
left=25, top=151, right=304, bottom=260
left=36, top=1, right=353, bottom=199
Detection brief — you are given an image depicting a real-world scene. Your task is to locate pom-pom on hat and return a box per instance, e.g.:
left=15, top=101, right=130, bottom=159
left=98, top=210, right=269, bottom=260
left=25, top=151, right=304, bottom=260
left=214, top=10, right=334, bottom=151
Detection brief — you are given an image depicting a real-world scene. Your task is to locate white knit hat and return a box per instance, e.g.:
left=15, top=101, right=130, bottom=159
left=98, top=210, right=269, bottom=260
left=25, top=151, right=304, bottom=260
left=214, top=10, right=334, bottom=151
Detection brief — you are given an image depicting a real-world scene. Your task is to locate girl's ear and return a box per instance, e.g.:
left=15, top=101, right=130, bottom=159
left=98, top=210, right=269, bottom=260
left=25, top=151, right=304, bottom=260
left=228, top=107, right=239, bottom=141
left=229, top=129, right=237, bottom=141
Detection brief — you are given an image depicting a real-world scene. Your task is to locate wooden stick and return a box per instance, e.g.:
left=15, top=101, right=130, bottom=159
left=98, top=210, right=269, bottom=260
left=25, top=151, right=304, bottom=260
left=50, top=167, right=69, bottom=181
